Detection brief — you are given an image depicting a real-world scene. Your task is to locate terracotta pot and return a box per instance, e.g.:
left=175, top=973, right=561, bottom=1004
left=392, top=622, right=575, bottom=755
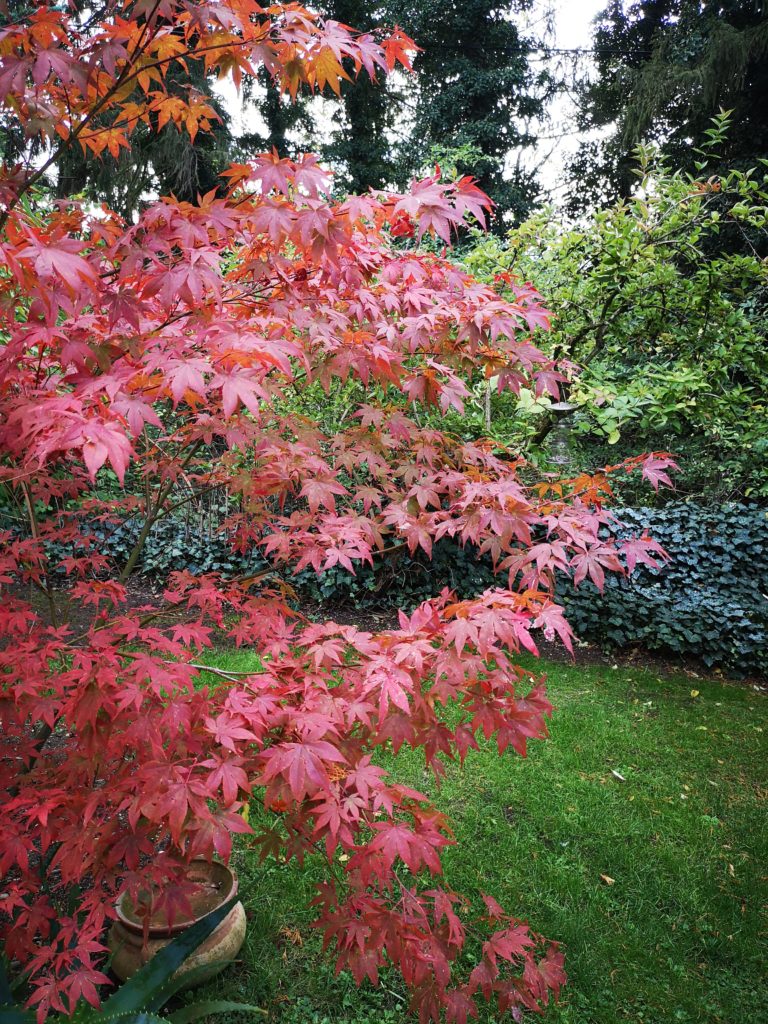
left=108, top=860, right=246, bottom=987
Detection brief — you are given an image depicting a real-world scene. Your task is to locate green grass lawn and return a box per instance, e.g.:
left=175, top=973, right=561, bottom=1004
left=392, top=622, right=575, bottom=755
left=190, top=652, right=767, bottom=1024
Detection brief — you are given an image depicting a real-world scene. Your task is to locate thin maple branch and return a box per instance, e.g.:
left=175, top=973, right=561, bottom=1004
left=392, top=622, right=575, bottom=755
left=20, top=483, right=59, bottom=629
left=189, top=662, right=271, bottom=680
left=118, top=440, right=202, bottom=581
left=0, top=0, right=165, bottom=231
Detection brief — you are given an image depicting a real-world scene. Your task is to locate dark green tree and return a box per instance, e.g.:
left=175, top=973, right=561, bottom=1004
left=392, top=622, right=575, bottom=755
left=52, top=66, right=234, bottom=220
left=317, top=0, right=403, bottom=193
left=313, top=1, right=552, bottom=218
left=239, top=67, right=315, bottom=160
left=571, top=0, right=768, bottom=209
left=386, top=0, right=550, bottom=225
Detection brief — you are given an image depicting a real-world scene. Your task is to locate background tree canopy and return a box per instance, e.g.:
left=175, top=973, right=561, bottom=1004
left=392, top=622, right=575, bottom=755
left=382, top=0, right=550, bottom=224
left=0, top=0, right=553, bottom=223
left=570, top=0, right=768, bottom=210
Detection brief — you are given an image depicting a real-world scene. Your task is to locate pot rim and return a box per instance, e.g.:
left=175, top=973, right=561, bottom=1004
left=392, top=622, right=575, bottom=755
left=114, top=860, right=239, bottom=937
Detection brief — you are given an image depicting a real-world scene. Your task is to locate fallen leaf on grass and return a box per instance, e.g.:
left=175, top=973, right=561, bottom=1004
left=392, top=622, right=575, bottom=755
left=278, top=926, right=303, bottom=947
left=599, top=874, right=616, bottom=886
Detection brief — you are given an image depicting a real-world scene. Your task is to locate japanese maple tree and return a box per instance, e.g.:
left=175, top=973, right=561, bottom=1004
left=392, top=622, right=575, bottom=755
left=0, top=2, right=674, bottom=1021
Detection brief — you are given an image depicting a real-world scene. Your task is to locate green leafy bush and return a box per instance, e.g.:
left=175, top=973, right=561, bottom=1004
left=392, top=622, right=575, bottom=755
left=293, top=539, right=498, bottom=609
left=48, top=518, right=269, bottom=580
left=46, top=515, right=496, bottom=607
left=462, top=114, right=768, bottom=501
left=295, top=502, right=768, bottom=676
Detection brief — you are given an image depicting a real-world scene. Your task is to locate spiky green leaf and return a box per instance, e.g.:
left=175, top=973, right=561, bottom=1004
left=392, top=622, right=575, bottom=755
left=99, top=897, right=237, bottom=1017
left=168, top=1000, right=266, bottom=1024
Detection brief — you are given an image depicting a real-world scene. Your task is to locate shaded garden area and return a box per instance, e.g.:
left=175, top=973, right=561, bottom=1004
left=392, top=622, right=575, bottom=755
left=1, top=2, right=767, bottom=1024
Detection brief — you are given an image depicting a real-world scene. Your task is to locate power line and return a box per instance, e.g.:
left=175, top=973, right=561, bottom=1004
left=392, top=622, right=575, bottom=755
left=526, top=45, right=654, bottom=56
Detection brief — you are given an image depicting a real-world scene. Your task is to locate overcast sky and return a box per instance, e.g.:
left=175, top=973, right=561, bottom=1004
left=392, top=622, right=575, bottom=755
left=554, top=0, right=605, bottom=48
left=526, top=0, right=609, bottom=201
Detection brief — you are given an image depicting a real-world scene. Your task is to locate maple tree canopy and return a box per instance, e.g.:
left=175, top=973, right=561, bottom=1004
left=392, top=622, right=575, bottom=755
left=0, top=2, right=675, bottom=1021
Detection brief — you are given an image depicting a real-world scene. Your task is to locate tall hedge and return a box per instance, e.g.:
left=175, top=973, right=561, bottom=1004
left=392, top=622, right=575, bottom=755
left=37, top=501, right=768, bottom=676
left=557, top=503, right=768, bottom=676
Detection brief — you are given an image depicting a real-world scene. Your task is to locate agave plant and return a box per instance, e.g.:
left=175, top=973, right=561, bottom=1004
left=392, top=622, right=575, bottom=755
left=1, top=898, right=262, bottom=1024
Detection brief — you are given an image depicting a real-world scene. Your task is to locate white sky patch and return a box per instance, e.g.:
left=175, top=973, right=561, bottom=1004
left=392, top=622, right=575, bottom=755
left=517, top=0, right=611, bottom=205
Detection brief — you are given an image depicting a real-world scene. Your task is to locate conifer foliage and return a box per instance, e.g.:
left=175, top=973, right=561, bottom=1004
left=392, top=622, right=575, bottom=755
left=571, top=0, right=768, bottom=208
left=0, top=2, right=672, bottom=1020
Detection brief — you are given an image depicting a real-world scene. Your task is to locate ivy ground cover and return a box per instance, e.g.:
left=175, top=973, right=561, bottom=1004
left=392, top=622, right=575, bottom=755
left=190, top=651, right=767, bottom=1024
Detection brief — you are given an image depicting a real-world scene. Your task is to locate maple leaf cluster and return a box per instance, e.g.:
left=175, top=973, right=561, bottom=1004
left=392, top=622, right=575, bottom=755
left=0, top=2, right=676, bottom=1021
